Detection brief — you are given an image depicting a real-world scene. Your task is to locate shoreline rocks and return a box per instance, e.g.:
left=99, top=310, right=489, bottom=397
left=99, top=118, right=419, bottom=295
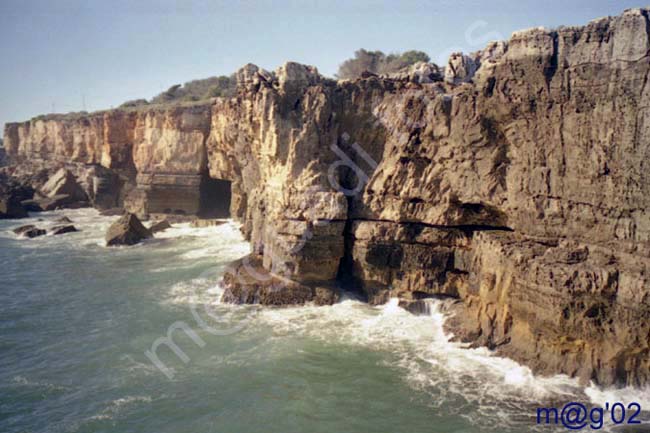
left=105, top=213, right=153, bottom=246
left=221, top=255, right=340, bottom=306
left=50, top=225, right=78, bottom=235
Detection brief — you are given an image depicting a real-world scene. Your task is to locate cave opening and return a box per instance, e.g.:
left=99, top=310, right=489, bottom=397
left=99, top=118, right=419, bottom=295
left=198, top=175, right=232, bottom=218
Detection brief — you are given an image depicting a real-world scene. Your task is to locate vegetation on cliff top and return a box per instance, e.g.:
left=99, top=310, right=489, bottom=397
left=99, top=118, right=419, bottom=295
left=336, top=49, right=431, bottom=79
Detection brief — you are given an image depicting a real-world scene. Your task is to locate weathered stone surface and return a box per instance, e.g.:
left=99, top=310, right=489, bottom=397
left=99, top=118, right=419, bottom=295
left=221, top=255, right=340, bottom=306
left=105, top=213, right=153, bottom=246
left=39, top=168, right=88, bottom=202
left=3, top=8, right=650, bottom=386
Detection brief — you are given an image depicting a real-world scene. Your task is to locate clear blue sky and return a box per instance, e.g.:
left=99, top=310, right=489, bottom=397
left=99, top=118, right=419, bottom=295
left=0, top=0, right=644, bottom=132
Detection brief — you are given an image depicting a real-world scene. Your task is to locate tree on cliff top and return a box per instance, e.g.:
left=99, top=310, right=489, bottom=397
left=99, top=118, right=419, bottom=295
left=336, top=49, right=431, bottom=79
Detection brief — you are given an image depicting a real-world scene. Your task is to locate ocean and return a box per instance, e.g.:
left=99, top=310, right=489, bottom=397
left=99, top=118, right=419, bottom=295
left=1, top=209, right=648, bottom=433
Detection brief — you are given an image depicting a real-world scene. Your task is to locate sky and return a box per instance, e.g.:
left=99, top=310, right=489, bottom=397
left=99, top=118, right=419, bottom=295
left=0, top=0, right=644, bottom=133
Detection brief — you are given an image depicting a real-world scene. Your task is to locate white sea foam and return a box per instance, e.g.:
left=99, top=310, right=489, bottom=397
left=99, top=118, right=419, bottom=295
left=252, top=299, right=583, bottom=406
left=585, top=383, right=650, bottom=408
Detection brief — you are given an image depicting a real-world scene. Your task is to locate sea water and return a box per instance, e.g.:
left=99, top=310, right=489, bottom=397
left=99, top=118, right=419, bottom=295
left=1, top=209, right=648, bottom=433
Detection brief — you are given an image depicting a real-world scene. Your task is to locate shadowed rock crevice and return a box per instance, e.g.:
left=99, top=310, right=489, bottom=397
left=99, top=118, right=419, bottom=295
left=198, top=175, right=231, bottom=218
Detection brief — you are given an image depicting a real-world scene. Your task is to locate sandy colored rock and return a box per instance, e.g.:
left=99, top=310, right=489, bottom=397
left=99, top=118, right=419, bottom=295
left=39, top=168, right=87, bottom=202
left=221, top=255, right=340, bottom=306
left=105, top=213, right=153, bottom=246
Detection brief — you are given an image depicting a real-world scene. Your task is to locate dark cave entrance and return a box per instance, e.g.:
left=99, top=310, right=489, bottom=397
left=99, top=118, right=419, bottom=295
left=198, top=175, right=232, bottom=218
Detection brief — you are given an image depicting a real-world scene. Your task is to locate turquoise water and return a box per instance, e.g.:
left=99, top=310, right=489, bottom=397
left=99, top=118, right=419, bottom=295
left=1, top=209, right=647, bottom=433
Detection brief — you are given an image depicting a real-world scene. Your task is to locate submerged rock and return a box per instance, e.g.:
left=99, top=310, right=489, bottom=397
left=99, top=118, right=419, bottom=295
left=55, top=216, right=73, bottom=224
left=105, top=213, right=153, bottom=246
left=22, top=227, right=46, bottom=238
left=13, top=224, right=36, bottom=235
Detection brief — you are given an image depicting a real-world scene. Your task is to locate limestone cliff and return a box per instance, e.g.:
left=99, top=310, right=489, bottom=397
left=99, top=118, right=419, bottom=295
left=4, top=8, right=650, bottom=387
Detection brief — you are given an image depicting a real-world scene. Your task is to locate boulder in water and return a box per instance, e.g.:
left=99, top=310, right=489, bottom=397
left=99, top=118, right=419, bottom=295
left=105, top=213, right=153, bottom=246
left=13, top=224, right=36, bottom=235
left=55, top=216, right=73, bottom=224
left=50, top=225, right=78, bottom=235
left=23, top=227, right=46, bottom=238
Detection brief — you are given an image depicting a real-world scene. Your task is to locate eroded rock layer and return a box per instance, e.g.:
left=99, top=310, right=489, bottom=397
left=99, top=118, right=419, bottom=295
left=4, top=8, right=650, bottom=386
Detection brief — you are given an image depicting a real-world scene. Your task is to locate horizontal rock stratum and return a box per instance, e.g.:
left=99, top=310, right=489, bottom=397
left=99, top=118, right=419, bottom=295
left=3, top=8, right=650, bottom=387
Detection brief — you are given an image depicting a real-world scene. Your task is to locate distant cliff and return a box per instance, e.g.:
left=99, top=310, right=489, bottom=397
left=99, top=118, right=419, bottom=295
left=4, top=8, right=650, bottom=387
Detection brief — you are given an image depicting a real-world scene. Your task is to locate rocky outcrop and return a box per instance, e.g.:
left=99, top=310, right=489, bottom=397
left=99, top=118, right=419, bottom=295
left=17, top=226, right=46, bottom=238
left=105, top=213, right=153, bottom=246
left=13, top=224, right=37, bottom=235
left=221, top=255, right=340, bottom=306
left=4, top=8, right=650, bottom=387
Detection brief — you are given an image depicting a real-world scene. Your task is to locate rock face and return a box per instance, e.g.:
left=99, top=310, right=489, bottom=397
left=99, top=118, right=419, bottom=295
left=105, top=213, right=153, bottom=246
left=3, top=8, right=650, bottom=387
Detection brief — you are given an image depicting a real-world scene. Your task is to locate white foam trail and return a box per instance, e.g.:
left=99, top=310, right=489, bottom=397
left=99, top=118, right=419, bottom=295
left=87, top=395, right=153, bottom=421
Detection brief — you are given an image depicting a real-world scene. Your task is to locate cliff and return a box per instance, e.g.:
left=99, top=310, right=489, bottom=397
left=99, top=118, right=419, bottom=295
left=4, top=8, right=650, bottom=387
